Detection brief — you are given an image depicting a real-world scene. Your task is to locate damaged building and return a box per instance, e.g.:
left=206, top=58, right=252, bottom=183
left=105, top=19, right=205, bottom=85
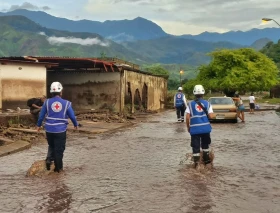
left=0, top=58, right=56, bottom=110
left=0, top=57, right=168, bottom=113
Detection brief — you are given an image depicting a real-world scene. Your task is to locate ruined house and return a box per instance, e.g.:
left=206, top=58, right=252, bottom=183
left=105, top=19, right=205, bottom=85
left=270, top=84, right=280, bottom=98
left=0, top=57, right=168, bottom=113
left=0, top=58, right=56, bottom=110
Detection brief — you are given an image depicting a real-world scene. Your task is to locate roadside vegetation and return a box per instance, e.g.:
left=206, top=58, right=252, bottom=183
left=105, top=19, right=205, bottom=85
left=142, top=63, right=198, bottom=90
left=183, top=48, right=279, bottom=97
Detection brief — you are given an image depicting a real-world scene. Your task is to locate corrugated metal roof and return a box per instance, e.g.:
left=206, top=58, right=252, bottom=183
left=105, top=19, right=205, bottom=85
left=0, top=56, right=118, bottom=72
left=0, top=59, right=58, bottom=66
left=26, top=56, right=118, bottom=72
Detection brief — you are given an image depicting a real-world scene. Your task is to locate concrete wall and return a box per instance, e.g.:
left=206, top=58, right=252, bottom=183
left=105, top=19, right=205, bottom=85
left=122, top=70, right=167, bottom=113
left=47, top=71, right=121, bottom=111
left=0, top=63, right=46, bottom=109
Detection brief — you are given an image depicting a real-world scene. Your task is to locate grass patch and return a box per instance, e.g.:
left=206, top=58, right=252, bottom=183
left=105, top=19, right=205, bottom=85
left=243, top=98, right=280, bottom=104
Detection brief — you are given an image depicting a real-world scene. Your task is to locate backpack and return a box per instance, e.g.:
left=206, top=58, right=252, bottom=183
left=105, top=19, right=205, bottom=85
left=27, top=98, right=37, bottom=108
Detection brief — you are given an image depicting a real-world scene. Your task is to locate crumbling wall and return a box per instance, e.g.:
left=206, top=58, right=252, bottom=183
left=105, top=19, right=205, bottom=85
left=0, top=63, right=46, bottom=110
left=47, top=71, right=121, bottom=111
left=123, top=70, right=167, bottom=113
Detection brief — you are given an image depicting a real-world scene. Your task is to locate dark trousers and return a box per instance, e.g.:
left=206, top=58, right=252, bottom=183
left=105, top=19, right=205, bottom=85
left=176, top=105, right=185, bottom=120
left=191, top=133, right=211, bottom=154
left=46, top=131, right=66, bottom=171
left=46, top=146, right=54, bottom=161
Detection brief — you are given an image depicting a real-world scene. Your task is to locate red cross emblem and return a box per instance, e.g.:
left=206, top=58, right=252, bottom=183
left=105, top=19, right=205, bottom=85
left=195, top=104, right=203, bottom=112
left=54, top=103, right=60, bottom=110
left=51, top=101, right=62, bottom=112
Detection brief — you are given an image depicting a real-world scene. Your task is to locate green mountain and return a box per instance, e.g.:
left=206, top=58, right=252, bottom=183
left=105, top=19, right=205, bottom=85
left=260, top=40, right=280, bottom=69
left=0, top=15, right=243, bottom=67
left=0, top=16, right=155, bottom=64
left=122, top=37, right=242, bottom=65
left=0, top=9, right=168, bottom=42
left=250, top=38, right=272, bottom=50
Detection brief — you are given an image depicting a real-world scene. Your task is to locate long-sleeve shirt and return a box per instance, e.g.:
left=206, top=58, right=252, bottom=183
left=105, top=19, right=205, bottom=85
left=37, top=96, right=78, bottom=133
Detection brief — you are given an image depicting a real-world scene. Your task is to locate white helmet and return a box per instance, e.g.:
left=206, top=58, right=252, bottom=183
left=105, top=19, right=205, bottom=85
left=50, top=82, right=63, bottom=93
left=178, top=87, right=183, bottom=91
left=193, top=85, right=205, bottom=95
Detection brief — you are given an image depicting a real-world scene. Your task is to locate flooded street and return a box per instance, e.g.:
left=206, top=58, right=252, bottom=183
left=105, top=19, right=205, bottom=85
left=0, top=110, right=279, bottom=213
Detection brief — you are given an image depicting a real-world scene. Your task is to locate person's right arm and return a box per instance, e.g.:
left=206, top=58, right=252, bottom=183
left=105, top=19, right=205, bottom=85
left=183, top=95, right=188, bottom=106
left=185, top=105, right=191, bottom=132
left=66, top=103, right=78, bottom=128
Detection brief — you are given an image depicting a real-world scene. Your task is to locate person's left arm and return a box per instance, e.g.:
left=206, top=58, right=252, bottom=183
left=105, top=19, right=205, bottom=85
left=36, top=103, right=47, bottom=130
left=207, top=103, right=214, bottom=119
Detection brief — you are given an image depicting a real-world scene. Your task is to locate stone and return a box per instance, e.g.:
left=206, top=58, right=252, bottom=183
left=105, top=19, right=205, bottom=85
left=26, top=160, right=55, bottom=177
left=126, top=115, right=136, bottom=120
left=4, top=130, right=17, bottom=136
left=88, top=136, right=97, bottom=139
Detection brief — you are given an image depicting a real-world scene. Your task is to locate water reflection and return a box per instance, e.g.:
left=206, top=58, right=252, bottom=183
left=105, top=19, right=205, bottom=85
left=179, top=166, right=215, bottom=213
left=39, top=182, right=72, bottom=213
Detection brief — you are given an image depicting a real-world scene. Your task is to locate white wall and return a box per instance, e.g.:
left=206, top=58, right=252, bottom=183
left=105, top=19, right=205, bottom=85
left=0, top=63, right=46, bottom=109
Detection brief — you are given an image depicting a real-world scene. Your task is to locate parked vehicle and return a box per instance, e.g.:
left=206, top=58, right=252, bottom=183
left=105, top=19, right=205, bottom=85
left=208, top=97, right=237, bottom=123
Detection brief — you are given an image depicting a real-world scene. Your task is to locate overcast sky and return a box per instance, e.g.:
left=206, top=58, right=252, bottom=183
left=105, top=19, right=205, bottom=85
left=0, top=0, right=279, bottom=35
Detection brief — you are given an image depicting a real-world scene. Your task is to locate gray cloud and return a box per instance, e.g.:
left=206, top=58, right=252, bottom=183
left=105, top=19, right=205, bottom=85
left=8, top=2, right=51, bottom=11
left=130, top=0, right=280, bottom=33
left=41, top=6, right=51, bottom=11
left=177, top=0, right=280, bottom=31
left=86, top=0, right=280, bottom=34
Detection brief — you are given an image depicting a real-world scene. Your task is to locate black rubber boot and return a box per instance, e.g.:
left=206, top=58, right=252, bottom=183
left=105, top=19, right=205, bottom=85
left=45, top=158, right=51, bottom=171
left=193, top=156, right=200, bottom=168
left=203, top=151, right=211, bottom=165
left=54, top=158, right=63, bottom=173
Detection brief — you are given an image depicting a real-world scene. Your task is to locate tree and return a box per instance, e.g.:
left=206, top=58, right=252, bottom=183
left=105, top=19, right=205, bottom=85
left=143, top=64, right=169, bottom=77
left=100, top=51, right=107, bottom=58
left=184, top=48, right=279, bottom=96
left=167, top=77, right=180, bottom=90
left=261, top=40, right=280, bottom=70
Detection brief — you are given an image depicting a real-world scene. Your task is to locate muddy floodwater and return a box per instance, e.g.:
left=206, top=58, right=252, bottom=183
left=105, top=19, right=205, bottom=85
left=0, top=111, right=279, bottom=213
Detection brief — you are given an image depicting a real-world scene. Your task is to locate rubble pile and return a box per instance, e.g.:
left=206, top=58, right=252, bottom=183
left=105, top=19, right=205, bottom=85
left=0, top=124, right=44, bottom=145
left=76, top=112, right=133, bottom=123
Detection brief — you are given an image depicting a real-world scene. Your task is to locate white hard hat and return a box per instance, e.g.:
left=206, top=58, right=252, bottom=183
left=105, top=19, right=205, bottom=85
left=193, top=85, right=205, bottom=95
left=178, top=87, right=183, bottom=91
left=50, top=82, right=63, bottom=93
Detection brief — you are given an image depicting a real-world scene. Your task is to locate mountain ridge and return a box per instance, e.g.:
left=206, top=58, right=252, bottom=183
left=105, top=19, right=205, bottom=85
left=0, top=9, right=168, bottom=42
left=0, top=16, right=155, bottom=64
left=1, top=9, right=279, bottom=45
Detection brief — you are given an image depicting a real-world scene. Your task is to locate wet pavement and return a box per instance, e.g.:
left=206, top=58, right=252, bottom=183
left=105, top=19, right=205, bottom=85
left=0, top=110, right=279, bottom=213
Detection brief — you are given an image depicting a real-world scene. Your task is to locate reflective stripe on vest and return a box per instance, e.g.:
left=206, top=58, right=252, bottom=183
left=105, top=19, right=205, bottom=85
left=44, top=97, right=70, bottom=133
